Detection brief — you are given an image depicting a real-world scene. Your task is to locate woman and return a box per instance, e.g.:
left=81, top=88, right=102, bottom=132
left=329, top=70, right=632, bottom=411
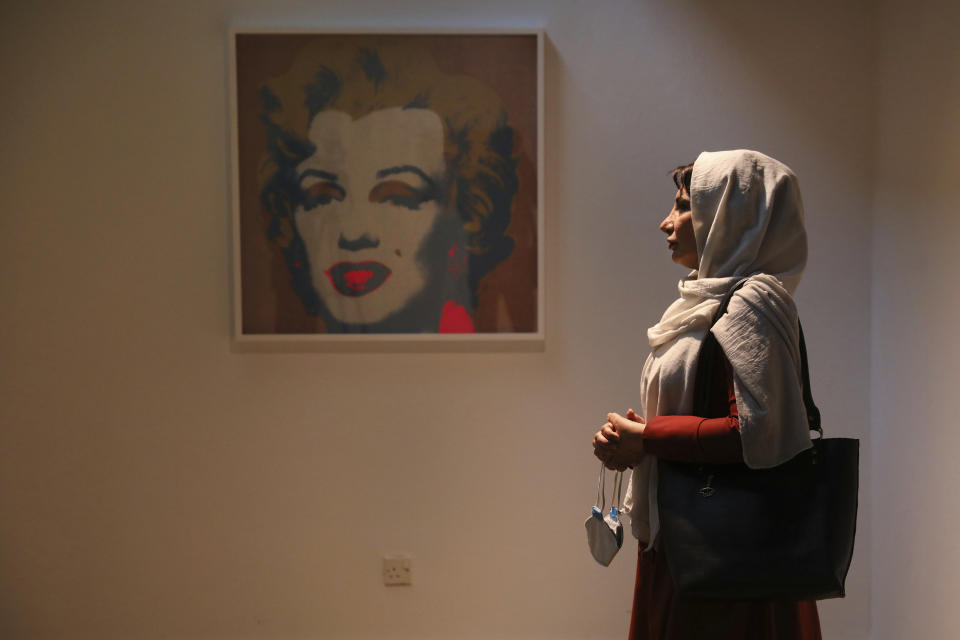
left=593, top=150, right=821, bottom=639
left=255, top=38, right=528, bottom=333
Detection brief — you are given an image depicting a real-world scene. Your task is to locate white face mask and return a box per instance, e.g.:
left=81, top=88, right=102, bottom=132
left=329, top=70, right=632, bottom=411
left=585, top=465, right=625, bottom=567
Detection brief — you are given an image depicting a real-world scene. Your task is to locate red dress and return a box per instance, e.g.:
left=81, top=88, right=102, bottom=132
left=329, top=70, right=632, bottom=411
left=629, top=360, right=822, bottom=640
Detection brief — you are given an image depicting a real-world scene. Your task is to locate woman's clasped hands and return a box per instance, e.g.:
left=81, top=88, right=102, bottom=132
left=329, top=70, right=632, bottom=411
left=592, top=409, right=646, bottom=471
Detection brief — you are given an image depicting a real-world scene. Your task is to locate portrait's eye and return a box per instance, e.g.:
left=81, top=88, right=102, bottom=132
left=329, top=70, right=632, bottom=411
left=676, top=197, right=691, bottom=212
left=369, top=180, right=431, bottom=211
left=300, top=175, right=345, bottom=210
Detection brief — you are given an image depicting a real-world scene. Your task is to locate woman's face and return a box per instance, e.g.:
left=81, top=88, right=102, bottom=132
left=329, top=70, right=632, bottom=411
left=659, top=186, right=699, bottom=270
left=293, top=107, right=447, bottom=325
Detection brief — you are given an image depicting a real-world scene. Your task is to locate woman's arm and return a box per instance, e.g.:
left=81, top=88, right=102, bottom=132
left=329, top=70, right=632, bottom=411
left=643, top=356, right=742, bottom=463
left=593, top=358, right=743, bottom=468
left=641, top=395, right=741, bottom=463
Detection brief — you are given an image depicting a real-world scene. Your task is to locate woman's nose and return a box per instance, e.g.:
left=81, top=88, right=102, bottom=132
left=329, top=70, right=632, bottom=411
left=337, top=201, right=380, bottom=251
left=338, top=232, right=379, bottom=251
left=659, top=212, right=674, bottom=234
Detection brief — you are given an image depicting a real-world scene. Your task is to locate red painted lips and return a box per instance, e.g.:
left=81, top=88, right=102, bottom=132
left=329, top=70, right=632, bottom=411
left=325, top=261, right=391, bottom=297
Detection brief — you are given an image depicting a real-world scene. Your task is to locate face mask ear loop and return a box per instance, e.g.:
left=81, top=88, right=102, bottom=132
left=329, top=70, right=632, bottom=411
left=596, top=462, right=607, bottom=511
left=611, top=471, right=623, bottom=511
left=613, top=469, right=625, bottom=513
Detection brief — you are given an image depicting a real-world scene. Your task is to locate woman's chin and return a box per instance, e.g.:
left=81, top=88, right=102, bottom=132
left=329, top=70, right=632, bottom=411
left=319, top=281, right=434, bottom=328
left=670, top=252, right=698, bottom=270
left=324, top=298, right=400, bottom=325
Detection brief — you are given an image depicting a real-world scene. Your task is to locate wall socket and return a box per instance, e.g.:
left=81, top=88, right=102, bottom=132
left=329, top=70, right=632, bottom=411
left=382, top=555, right=412, bottom=586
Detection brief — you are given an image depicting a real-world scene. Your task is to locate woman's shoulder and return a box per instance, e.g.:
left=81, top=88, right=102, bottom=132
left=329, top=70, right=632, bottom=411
left=716, top=275, right=799, bottom=343
left=733, top=275, right=797, bottom=317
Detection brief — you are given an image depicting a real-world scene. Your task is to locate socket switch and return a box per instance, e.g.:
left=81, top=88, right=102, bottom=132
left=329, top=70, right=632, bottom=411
left=382, top=555, right=412, bottom=586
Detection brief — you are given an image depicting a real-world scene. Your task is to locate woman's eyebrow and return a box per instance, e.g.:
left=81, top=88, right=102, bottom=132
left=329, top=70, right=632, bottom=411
left=300, top=169, right=339, bottom=182
left=375, top=165, right=437, bottom=188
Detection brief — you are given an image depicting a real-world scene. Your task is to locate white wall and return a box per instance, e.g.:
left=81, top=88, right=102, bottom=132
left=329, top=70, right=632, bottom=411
left=871, top=1, right=960, bottom=638
left=0, top=1, right=875, bottom=638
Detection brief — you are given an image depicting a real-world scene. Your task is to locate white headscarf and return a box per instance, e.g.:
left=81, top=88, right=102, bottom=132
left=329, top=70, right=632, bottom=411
left=625, top=149, right=813, bottom=546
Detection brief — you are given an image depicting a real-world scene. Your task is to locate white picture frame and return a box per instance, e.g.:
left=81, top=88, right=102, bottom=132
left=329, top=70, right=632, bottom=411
left=228, top=29, right=544, bottom=352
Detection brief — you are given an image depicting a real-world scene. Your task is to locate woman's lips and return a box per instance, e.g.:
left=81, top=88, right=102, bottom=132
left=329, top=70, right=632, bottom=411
left=325, top=261, right=391, bottom=297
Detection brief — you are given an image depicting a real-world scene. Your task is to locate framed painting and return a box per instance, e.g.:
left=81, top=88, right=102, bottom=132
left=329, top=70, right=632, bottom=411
left=229, top=29, right=544, bottom=351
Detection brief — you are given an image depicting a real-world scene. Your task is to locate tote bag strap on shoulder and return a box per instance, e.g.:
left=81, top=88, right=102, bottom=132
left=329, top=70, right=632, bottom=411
left=696, top=277, right=821, bottom=437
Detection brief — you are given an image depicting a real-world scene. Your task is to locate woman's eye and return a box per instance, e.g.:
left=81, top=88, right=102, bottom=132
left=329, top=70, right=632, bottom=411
left=301, top=181, right=345, bottom=210
left=369, top=180, right=429, bottom=210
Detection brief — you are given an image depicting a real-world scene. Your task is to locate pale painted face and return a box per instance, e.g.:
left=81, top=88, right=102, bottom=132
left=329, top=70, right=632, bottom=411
left=293, top=107, right=446, bottom=325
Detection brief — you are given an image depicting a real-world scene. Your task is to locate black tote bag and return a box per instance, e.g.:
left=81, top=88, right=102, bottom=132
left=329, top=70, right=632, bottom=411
left=656, top=281, right=858, bottom=600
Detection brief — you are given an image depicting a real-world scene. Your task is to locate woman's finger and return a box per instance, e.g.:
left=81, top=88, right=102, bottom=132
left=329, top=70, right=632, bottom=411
left=603, top=455, right=629, bottom=471
left=595, top=446, right=617, bottom=463
left=601, top=423, right=619, bottom=441
left=610, top=412, right=642, bottom=430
